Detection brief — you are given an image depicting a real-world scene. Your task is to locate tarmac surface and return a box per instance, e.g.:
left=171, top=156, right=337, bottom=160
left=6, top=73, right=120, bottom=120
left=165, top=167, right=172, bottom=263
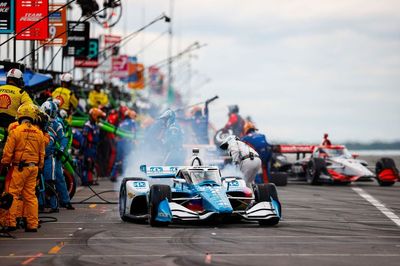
left=0, top=156, right=399, bottom=266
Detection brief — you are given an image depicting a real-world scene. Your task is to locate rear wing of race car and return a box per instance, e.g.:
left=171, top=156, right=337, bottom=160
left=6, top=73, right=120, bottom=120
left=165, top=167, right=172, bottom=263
left=273, top=145, right=315, bottom=153
left=272, top=144, right=346, bottom=159
left=272, top=145, right=315, bottom=160
left=140, top=165, right=180, bottom=178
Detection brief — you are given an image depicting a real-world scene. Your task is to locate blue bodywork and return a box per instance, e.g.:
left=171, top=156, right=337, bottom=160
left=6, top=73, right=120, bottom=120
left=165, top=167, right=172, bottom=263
left=134, top=165, right=280, bottom=224
left=156, top=199, right=173, bottom=222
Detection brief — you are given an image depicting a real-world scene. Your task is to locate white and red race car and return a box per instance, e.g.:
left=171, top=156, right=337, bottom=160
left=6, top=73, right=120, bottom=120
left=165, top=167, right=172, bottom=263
left=272, top=144, right=399, bottom=186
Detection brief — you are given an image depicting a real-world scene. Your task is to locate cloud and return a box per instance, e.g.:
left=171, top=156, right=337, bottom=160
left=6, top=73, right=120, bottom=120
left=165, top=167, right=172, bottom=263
left=96, top=1, right=400, bottom=142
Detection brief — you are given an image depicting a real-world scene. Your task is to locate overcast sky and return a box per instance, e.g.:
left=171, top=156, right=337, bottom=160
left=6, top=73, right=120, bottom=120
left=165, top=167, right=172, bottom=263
left=2, top=0, right=399, bottom=143
left=115, top=0, right=400, bottom=143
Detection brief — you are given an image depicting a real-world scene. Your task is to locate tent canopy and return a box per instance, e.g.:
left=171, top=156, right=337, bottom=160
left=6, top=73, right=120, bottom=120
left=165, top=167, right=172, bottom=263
left=0, top=69, right=52, bottom=91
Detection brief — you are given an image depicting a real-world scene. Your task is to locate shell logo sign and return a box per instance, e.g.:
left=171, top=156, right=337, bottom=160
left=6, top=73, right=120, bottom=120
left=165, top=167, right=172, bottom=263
left=0, top=94, right=11, bottom=109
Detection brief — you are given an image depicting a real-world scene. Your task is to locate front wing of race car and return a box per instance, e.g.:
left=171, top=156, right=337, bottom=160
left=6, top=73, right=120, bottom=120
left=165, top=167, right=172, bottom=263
left=119, top=178, right=150, bottom=221
left=154, top=198, right=281, bottom=223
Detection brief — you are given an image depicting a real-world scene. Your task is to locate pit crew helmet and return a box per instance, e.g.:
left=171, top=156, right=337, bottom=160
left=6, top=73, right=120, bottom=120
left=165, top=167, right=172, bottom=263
left=125, top=109, right=137, bottom=120
left=59, top=109, right=68, bottom=120
left=219, top=135, right=239, bottom=150
left=60, top=73, right=73, bottom=83
left=93, top=78, right=104, bottom=86
left=159, top=109, right=176, bottom=127
left=36, top=110, right=50, bottom=131
left=243, top=121, right=258, bottom=135
left=6, top=68, right=24, bottom=88
left=7, top=68, right=23, bottom=79
left=16, top=103, right=38, bottom=122
left=228, top=105, right=239, bottom=114
left=191, top=106, right=202, bottom=117
left=40, top=100, right=58, bottom=120
left=89, top=107, right=106, bottom=122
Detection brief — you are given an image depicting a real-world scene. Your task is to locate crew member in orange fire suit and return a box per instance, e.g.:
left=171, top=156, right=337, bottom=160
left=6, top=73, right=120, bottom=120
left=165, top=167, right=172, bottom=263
left=0, top=104, right=46, bottom=232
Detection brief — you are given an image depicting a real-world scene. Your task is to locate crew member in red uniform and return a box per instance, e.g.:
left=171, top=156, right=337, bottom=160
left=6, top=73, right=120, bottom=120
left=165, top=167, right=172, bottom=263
left=223, top=105, right=245, bottom=137
left=321, top=133, right=332, bottom=146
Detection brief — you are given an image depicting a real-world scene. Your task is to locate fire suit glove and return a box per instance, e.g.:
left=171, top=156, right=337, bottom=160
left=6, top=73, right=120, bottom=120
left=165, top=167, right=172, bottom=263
left=54, top=149, right=63, bottom=160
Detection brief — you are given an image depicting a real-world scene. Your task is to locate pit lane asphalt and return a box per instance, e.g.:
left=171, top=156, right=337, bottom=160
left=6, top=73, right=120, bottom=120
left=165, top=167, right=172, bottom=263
left=1, top=176, right=399, bottom=265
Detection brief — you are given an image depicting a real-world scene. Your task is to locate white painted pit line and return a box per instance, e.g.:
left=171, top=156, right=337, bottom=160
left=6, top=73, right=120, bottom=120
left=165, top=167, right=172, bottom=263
left=352, top=187, right=400, bottom=227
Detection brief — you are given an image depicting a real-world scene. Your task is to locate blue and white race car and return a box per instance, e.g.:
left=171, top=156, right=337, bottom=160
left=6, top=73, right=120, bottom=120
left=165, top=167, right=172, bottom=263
left=119, top=164, right=282, bottom=226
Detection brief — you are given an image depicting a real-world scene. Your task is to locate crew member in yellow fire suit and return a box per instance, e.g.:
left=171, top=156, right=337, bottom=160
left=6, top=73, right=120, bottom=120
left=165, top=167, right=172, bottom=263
left=0, top=104, right=46, bottom=232
left=52, top=73, right=78, bottom=115
left=88, top=78, right=109, bottom=109
left=0, top=68, right=32, bottom=129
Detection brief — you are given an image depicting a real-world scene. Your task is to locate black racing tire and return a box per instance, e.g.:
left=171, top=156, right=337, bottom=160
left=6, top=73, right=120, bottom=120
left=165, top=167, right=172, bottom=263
left=269, top=172, right=288, bottom=186
left=64, top=169, right=77, bottom=200
left=306, top=158, right=326, bottom=185
left=119, top=181, right=129, bottom=222
left=254, top=183, right=281, bottom=226
left=149, top=185, right=171, bottom=227
left=213, top=128, right=233, bottom=147
left=254, top=183, right=278, bottom=202
left=375, top=158, right=398, bottom=186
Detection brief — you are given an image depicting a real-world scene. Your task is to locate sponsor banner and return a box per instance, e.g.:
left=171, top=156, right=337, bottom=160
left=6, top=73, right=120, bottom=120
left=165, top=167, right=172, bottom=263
left=63, top=21, right=90, bottom=57
left=40, top=4, right=67, bottom=46
left=0, top=0, right=14, bottom=34
left=121, top=56, right=145, bottom=90
left=97, top=34, right=121, bottom=73
left=148, top=66, right=165, bottom=95
left=111, top=55, right=128, bottom=78
left=15, top=0, right=48, bottom=40
left=74, top=38, right=99, bottom=68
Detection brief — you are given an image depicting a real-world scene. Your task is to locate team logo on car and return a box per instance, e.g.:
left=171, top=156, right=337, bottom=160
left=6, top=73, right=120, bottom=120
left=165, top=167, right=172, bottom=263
left=0, top=94, right=11, bottom=109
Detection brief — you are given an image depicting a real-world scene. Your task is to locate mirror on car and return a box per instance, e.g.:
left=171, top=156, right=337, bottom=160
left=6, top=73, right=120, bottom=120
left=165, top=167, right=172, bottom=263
left=173, top=178, right=187, bottom=184
left=352, top=153, right=359, bottom=159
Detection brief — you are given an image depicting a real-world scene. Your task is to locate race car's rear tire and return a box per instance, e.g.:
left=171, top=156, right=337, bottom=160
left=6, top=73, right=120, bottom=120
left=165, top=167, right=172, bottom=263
left=269, top=172, right=288, bottom=186
left=254, top=184, right=281, bottom=226
left=306, top=158, right=325, bottom=185
left=375, top=158, right=398, bottom=186
left=149, top=185, right=172, bottom=227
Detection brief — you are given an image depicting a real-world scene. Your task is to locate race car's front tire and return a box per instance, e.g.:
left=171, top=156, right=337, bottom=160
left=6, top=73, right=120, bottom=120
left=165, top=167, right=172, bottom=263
left=306, top=158, right=325, bottom=185
left=254, top=183, right=281, bottom=226
left=375, top=158, right=398, bottom=186
left=149, top=185, right=172, bottom=227
left=119, top=181, right=130, bottom=222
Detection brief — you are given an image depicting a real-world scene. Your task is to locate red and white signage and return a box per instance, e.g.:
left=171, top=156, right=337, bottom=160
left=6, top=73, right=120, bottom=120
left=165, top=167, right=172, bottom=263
left=16, top=0, right=48, bottom=40
left=97, top=34, right=121, bottom=73
left=112, top=55, right=128, bottom=78
left=40, top=4, right=67, bottom=46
